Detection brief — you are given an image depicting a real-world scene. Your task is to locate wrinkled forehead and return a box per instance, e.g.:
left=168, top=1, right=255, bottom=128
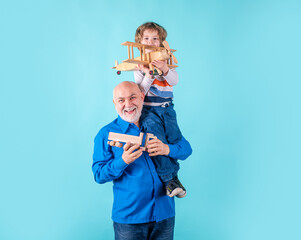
left=113, top=82, right=141, bottom=99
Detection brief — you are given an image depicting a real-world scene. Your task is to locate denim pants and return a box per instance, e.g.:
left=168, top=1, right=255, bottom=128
left=140, top=103, right=182, bottom=183
left=113, top=217, right=175, bottom=240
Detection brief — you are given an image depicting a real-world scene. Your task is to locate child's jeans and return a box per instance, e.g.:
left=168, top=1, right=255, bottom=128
left=140, top=103, right=182, bottom=184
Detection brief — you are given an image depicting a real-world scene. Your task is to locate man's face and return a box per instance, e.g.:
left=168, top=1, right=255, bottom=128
left=113, top=82, right=144, bottom=124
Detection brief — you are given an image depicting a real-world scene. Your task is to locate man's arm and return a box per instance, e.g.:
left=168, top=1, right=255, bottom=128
left=92, top=132, right=143, bottom=184
left=92, top=132, right=128, bottom=184
left=167, top=136, right=192, bottom=160
left=146, top=136, right=192, bottom=160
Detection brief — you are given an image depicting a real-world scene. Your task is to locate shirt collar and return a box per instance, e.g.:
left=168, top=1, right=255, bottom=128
left=117, top=115, right=138, bottom=133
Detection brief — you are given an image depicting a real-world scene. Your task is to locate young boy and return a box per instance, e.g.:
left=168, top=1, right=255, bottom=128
left=134, top=22, right=187, bottom=198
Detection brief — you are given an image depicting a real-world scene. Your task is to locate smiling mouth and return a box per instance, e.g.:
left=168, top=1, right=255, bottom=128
left=123, top=107, right=137, bottom=116
left=125, top=109, right=136, bottom=115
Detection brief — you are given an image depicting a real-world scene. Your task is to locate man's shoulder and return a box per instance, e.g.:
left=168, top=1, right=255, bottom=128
left=94, top=118, right=121, bottom=140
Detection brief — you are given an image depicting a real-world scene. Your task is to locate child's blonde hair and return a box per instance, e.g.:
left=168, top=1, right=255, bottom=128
left=135, top=22, right=167, bottom=47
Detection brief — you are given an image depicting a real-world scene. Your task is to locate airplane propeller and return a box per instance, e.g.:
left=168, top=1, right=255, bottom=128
left=162, top=41, right=178, bottom=64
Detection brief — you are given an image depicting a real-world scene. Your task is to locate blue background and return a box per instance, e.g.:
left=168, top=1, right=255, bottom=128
left=1, top=0, right=300, bottom=239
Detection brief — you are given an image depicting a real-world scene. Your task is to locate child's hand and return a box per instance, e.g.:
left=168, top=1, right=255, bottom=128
left=152, top=60, right=169, bottom=75
left=135, top=64, right=153, bottom=79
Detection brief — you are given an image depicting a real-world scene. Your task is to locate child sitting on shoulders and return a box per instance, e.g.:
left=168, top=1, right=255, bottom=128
left=134, top=22, right=186, bottom=198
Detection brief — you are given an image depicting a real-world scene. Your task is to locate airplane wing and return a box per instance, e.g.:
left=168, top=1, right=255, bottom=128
left=112, top=62, right=137, bottom=71
left=121, top=41, right=164, bottom=51
left=122, top=59, right=149, bottom=65
left=113, top=55, right=149, bottom=71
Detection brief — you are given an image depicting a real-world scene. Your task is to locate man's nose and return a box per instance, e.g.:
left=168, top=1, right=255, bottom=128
left=125, top=99, right=132, bottom=107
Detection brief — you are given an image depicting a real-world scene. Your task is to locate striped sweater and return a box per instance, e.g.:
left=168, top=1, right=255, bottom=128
left=134, top=68, right=178, bottom=106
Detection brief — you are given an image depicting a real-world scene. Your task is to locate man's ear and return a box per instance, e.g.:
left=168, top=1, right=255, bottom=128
left=141, top=92, right=145, bottom=99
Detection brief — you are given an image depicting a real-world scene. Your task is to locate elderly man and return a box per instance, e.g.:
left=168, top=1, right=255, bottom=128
left=92, top=81, right=192, bottom=240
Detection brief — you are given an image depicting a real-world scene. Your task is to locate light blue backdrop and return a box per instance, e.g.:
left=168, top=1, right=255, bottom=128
left=1, top=0, right=300, bottom=239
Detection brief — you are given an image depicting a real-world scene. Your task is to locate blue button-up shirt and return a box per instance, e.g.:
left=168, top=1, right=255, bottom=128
left=92, top=116, right=192, bottom=224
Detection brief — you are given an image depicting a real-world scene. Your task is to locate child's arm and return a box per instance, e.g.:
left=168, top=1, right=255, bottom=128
left=134, top=67, right=154, bottom=95
left=134, top=57, right=178, bottom=94
left=162, top=67, right=178, bottom=86
left=152, top=60, right=179, bottom=86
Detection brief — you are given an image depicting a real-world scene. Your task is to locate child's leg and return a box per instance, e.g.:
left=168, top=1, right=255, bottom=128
left=141, top=105, right=187, bottom=198
left=140, top=107, right=179, bottom=184
left=163, top=103, right=182, bottom=144
left=161, top=104, right=187, bottom=198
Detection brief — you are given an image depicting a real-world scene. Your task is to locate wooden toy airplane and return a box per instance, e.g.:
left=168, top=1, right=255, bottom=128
left=112, top=41, right=178, bottom=76
left=107, top=132, right=157, bottom=151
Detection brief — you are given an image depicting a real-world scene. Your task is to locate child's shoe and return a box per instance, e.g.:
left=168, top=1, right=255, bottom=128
left=166, top=176, right=186, bottom=198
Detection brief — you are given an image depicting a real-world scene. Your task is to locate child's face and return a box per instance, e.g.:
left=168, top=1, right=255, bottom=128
left=141, top=29, right=161, bottom=50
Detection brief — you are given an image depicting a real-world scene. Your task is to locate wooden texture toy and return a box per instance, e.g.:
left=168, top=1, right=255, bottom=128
left=113, top=41, right=178, bottom=76
left=107, top=132, right=157, bottom=151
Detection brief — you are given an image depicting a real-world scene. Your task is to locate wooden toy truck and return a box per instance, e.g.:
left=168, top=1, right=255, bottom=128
left=107, top=132, right=157, bottom=151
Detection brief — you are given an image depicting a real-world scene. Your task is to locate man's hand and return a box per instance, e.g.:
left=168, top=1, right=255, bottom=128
left=146, top=138, right=170, bottom=156
left=151, top=60, right=169, bottom=75
left=122, top=142, right=143, bottom=164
